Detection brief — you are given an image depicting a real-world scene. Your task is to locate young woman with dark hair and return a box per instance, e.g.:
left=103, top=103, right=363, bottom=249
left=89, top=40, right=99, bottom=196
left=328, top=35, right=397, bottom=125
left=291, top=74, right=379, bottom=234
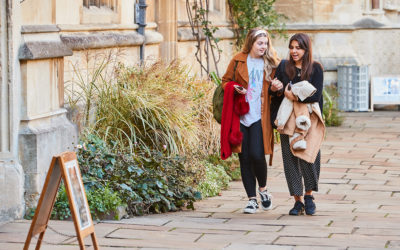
left=269, top=33, right=324, bottom=215
left=221, top=28, right=280, bottom=213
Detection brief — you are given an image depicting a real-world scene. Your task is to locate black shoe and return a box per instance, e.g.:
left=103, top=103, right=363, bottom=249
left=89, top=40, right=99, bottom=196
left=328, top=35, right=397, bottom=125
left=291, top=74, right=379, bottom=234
left=258, top=190, right=272, bottom=210
left=304, top=195, right=316, bottom=215
left=289, top=200, right=304, bottom=216
left=243, top=199, right=259, bottom=214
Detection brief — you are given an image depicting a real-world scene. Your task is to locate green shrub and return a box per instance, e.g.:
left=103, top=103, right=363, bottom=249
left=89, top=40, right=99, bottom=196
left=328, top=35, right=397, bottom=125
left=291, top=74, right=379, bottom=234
left=86, top=185, right=124, bottom=220
left=229, top=167, right=242, bottom=181
left=63, top=53, right=226, bottom=218
left=68, top=58, right=219, bottom=156
left=197, top=161, right=231, bottom=198
left=51, top=184, right=71, bottom=220
left=77, top=134, right=201, bottom=216
left=323, top=85, right=344, bottom=127
left=207, top=153, right=241, bottom=181
left=50, top=182, right=124, bottom=221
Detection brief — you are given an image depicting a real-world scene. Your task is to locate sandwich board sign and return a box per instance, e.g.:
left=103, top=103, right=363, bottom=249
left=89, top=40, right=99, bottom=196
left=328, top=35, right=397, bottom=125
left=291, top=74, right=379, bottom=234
left=24, top=152, right=98, bottom=250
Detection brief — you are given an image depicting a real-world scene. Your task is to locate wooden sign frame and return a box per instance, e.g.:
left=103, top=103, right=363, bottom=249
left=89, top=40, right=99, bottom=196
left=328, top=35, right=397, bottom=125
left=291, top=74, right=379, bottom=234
left=24, top=152, right=99, bottom=250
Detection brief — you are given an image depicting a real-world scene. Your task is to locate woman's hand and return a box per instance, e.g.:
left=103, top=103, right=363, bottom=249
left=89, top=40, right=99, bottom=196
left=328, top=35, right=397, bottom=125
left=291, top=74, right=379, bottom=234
left=284, top=84, right=298, bottom=101
left=234, top=85, right=247, bottom=95
left=270, top=78, right=283, bottom=92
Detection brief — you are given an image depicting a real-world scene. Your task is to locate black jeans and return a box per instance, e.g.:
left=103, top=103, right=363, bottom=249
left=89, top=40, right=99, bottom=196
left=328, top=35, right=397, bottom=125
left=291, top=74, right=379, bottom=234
left=238, top=120, right=267, bottom=198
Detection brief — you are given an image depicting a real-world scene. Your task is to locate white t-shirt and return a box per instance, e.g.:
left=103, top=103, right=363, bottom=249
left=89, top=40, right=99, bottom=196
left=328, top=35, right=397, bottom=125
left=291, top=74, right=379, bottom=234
left=240, top=55, right=264, bottom=127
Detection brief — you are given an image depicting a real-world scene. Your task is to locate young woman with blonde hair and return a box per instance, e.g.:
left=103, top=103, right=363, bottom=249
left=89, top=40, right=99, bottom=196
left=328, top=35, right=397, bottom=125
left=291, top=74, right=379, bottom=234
left=221, top=28, right=280, bottom=213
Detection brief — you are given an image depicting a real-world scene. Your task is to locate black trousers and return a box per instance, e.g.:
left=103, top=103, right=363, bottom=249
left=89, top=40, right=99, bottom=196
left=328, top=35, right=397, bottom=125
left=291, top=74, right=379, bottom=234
left=238, top=120, right=267, bottom=198
left=280, top=134, right=320, bottom=196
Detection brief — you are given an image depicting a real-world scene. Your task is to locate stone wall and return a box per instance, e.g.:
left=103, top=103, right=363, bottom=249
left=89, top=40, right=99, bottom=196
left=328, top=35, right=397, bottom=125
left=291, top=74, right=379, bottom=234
left=271, top=0, right=400, bottom=87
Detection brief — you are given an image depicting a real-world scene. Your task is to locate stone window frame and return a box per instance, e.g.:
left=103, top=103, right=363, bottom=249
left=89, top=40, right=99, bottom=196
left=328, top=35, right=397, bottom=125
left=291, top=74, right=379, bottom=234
left=381, top=0, right=399, bottom=11
left=81, top=0, right=120, bottom=24
left=363, top=0, right=399, bottom=15
left=83, top=0, right=118, bottom=11
left=207, top=0, right=227, bottom=20
left=364, top=0, right=383, bottom=11
left=209, top=0, right=223, bottom=12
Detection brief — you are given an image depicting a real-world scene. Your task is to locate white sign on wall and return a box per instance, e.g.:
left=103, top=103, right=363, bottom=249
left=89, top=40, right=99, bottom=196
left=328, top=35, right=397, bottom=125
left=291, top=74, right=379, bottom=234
left=372, top=77, right=400, bottom=107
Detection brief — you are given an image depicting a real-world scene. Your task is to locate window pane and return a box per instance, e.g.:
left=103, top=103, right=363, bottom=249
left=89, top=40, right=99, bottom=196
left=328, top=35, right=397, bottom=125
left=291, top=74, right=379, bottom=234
left=84, top=0, right=116, bottom=10
left=371, top=0, right=380, bottom=9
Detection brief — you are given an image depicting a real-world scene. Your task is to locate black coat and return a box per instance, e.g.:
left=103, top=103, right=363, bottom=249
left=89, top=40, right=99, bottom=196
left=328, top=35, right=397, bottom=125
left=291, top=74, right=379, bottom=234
left=269, top=60, right=324, bottom=129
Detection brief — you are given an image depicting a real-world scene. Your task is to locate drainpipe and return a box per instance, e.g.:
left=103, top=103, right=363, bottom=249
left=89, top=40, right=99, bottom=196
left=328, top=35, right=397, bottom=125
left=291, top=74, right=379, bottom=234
left=136, top=0, right=147, bottom=63
left=1, top=0, right=10, bottom=152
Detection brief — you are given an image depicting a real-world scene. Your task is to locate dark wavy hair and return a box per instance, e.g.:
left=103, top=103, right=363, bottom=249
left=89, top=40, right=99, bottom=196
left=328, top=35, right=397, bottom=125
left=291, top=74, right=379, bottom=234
left=285, top=33, right=314, bottom=80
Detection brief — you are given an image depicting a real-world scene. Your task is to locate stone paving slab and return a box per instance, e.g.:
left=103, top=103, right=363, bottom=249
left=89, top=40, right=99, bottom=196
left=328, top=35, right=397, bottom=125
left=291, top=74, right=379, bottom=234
left=1, top=111, right=400, bottom=249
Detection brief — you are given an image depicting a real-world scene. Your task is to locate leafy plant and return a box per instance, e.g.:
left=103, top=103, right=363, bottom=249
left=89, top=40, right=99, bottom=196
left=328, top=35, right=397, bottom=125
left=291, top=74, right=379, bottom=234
left=66, top=54, right=220, bottom=156
left=207, top=153, right=240, bottom=180
left=197, top=161, right=231, bottom=198
left=50, top=181, right=124, bottom=221
left=24, top=208, right=36, bottom=220
left=229, top=167, right=241, bottom=181
left=86, top=185, right=124, bottom=220
left=61, top=52, right=229, bottom=219
left=227, top=0, right=287, bottom=49
left=323, top=85, right=344, bottom=126
left=76, top=134, right=202, bottom=216
left=51, top=184, right=71, bottom=220
left=210, top=71, right=222, bottom=86
left=65, top=50, right=123, bottom=132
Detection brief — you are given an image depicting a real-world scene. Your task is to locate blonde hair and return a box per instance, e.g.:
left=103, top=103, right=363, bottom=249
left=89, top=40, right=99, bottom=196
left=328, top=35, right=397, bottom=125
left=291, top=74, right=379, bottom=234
left=242, top=28, right=280, bottom=81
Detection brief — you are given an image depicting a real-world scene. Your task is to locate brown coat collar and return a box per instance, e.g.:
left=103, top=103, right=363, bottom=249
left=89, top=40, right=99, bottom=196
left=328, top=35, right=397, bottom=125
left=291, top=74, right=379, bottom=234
left=233, top=52, right=249, bottom=86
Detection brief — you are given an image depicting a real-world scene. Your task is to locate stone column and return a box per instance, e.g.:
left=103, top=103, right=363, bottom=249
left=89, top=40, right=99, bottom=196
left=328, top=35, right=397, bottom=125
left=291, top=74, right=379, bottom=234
left=156, top=0, right=177, bottom=62
left=18, top=25, right=77, bottom=209
left=0, top=0, right=25, bottom=223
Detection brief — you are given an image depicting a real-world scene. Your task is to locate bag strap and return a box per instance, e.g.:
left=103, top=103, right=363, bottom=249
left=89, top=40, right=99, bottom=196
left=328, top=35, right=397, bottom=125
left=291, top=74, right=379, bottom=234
left=232, top=61, right=238, bottom=82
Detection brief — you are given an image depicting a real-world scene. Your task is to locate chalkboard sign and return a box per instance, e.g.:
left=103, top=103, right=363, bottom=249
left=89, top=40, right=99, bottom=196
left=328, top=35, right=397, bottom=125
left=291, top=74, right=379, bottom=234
left=372, top=76, right=400, bottom=108
left=24, top=152, right=98, bottom=250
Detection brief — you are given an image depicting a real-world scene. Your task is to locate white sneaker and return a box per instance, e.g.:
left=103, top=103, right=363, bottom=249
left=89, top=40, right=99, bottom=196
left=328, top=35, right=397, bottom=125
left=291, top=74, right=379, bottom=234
left=258, top=190, right=272, bottom=210
left=243, top=199, right=259, bottom=214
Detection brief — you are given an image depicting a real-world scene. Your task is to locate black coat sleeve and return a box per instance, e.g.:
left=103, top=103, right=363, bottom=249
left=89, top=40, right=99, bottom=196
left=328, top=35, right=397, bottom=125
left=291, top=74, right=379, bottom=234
left=269, top=61, right=286, bottom=128
left=268, top=61, right=285, bottom=97
left=299, top=62, right=324, bottom=104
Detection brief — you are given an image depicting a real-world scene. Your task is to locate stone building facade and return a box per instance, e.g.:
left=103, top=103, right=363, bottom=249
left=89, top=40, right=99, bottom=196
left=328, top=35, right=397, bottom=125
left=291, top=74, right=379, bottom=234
left=1, top=0, right=399, bottom=223
left=273, top=0, right=400, bottom=87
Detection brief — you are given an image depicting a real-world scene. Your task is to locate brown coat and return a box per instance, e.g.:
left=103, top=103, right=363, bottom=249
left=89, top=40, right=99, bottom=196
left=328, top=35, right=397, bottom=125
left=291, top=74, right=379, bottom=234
left=280, top=102, right=325, bottom=163
left=221, top=52, right=275, bottom=164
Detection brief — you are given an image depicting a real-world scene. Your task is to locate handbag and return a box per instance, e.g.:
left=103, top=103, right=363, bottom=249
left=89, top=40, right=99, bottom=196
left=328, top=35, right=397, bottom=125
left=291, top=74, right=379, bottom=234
left=212, top=61, right=238, bottom=124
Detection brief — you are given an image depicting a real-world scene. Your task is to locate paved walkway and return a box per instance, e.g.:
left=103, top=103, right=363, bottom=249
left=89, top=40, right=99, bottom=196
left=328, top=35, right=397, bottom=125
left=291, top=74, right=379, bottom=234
left=1, top=111, right=400, bottom=249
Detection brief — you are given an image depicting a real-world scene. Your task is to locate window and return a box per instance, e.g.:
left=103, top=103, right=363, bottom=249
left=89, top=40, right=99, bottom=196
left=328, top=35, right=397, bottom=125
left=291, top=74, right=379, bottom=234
left=83, top=0, right=117, bottom=11
left=209, top=0, right=222, bottom=12
left=364, top=0, right=383, bottom=11
left=82, top=0, right=119, bottom=24
left=371, top=0, right=380, bottom=9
